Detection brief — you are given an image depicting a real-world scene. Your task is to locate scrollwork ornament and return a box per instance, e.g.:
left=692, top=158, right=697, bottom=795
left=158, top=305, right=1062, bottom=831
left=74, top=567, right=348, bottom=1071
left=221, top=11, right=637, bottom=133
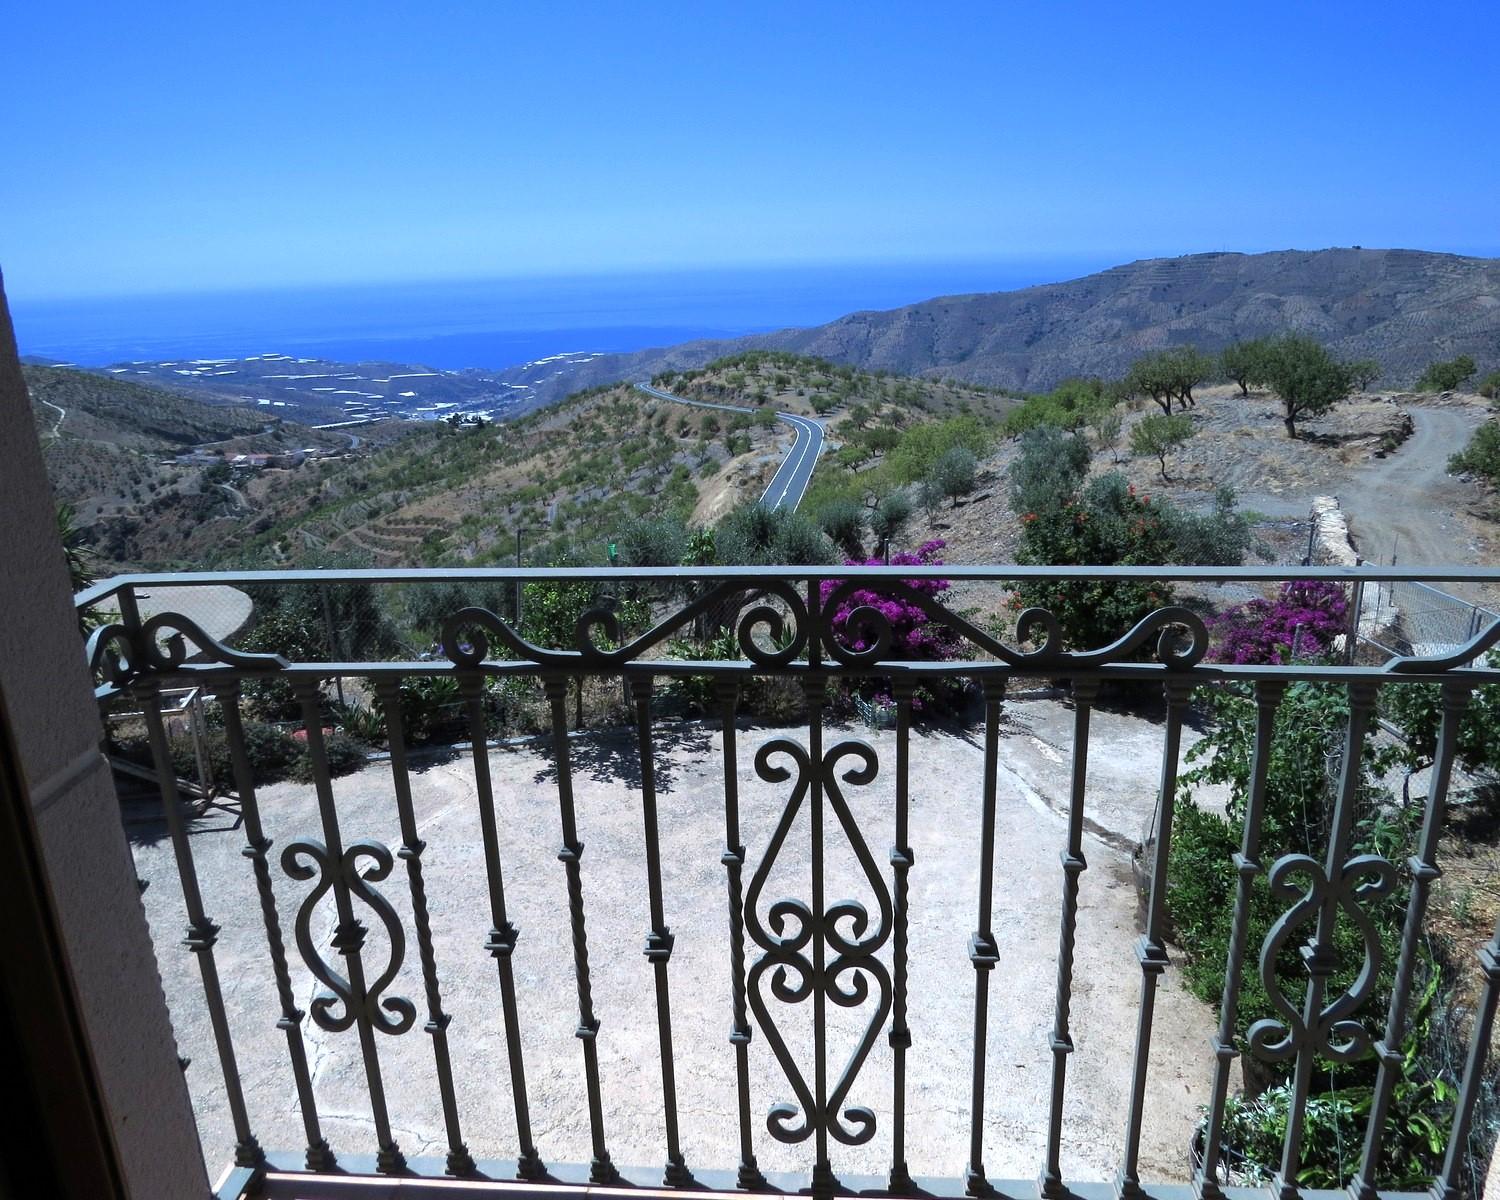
left=282, top=838, right=416, bottom=1037
left=744, top=737, right=891, bottom=1147
left=1247, top=851, right=1399, bottom=1063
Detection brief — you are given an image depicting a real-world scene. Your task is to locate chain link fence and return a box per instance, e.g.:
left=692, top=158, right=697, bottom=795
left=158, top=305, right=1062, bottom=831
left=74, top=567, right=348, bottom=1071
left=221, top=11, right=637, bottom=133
left=1362, top=579, right=1499, bottom=658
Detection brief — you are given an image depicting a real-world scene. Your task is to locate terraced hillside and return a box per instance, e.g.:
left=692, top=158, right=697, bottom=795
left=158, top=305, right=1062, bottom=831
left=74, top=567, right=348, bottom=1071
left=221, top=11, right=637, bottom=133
left=26, top=365, right=411, bottom=569
left=222, top=383, right=797, bottom=568
left=653, top=349, right=1016, bottom=419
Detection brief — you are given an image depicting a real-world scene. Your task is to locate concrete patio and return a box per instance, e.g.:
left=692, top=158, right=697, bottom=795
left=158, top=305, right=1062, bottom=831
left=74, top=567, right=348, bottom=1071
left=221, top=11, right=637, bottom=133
left=130, top=697, right=1218, bottom=1188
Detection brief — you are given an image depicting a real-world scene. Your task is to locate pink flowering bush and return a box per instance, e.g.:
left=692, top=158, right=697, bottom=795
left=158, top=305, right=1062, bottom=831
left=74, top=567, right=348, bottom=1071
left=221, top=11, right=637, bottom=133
left=820, top=540, right=960, bottom=661
left=821, top=540, right=967, bottom=717
left=1208, top=579, right=1348, bottom=664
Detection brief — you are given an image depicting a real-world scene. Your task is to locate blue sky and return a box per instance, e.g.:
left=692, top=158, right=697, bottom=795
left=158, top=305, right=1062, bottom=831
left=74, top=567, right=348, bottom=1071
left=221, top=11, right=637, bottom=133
left=3, top=0, right=1497, bottom=300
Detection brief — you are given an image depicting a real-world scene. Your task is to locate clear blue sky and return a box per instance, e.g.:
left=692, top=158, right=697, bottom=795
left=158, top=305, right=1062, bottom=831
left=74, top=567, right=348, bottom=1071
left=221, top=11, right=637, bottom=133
left=3, top=0, right=1497, bottom=300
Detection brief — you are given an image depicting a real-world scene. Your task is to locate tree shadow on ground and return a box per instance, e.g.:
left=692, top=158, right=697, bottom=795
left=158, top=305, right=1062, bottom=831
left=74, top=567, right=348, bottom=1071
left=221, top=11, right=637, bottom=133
left=531, top=721, right=715, bottom=794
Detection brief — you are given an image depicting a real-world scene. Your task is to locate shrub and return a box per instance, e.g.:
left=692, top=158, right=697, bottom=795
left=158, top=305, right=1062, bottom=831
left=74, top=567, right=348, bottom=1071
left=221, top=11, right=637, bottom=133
left=396, top=676, right=464, bottom=743
left=290, top=730, right=368, bottom=783
left=1448, top=421, right=1500, bottom=485
left=868, top=491, right=913, bottom=555
left=1381, top=650, right=1500, bottom=775
left=819, top=539, right=960, bottom=663
left=616, top=514, right=689, bottom=567
left=163, top=719, right=301, bottom=790
left=715, top=503, right=833, bottom=566
left=815, top=498, right=867, bottom=558
left=1207, top=579, right=1349, bottom=664
left=1478, top=370, right=1500, bottom=401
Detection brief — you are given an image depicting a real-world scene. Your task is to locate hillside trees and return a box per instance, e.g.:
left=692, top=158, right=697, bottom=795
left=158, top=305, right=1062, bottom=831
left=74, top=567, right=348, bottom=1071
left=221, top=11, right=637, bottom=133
left=1125, top=346, right=1214, bottom=413
left=923, top=445, right=979, bottom=508
left=1259, top=335, right=1355, bottom=438
left=1349, top=359, right=1381, bottom=391
left=1129, top=412, right=1194, bottom=480
left=1219, top=338, right=1272, bottom=395
left=1007, top=427, right=1253, bottom=648
left=1416, top=355, right=1477, bottom=393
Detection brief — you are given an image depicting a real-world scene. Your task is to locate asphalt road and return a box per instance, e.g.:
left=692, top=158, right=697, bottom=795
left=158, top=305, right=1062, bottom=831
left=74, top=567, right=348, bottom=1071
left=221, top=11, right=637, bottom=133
left=635, top=381, right=824, bottom=511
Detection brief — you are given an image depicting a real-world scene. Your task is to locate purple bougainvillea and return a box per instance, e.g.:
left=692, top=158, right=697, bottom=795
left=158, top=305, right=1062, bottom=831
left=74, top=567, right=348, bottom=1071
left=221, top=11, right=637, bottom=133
left=1208, top=579, right=1349, bottom=664
left=821, top=539, right=960, bottom=662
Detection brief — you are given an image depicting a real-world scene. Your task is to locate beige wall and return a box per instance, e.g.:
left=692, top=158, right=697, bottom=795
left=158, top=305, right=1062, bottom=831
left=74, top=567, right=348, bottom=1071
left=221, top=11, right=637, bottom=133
left=0, top=271, right=209, bottom=1196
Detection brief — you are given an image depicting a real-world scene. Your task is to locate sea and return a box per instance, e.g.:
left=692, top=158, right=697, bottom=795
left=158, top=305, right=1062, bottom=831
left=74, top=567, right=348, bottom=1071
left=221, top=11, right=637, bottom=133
left=11, top=258, right=1114, bottom=370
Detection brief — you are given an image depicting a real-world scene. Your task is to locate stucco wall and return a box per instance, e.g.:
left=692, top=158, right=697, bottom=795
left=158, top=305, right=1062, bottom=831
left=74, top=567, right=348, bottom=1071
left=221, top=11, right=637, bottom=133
left=0, top=271, right=210, bottom=1196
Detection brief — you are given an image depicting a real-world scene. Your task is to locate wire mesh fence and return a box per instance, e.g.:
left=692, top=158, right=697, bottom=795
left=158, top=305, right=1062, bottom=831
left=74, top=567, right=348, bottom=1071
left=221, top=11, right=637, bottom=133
left=1363, top=580, right=1499, bottom=658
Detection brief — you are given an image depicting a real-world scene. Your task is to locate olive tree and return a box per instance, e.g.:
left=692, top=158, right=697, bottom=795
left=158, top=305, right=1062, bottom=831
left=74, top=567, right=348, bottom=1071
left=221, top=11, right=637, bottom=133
left=1129, top=412, right=1194, bottom=480
left=1260, top=335, right=1355, bottom=438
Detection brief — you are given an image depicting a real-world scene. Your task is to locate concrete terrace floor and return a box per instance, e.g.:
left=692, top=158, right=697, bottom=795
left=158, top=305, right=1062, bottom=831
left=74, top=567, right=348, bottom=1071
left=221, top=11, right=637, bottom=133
left=129, top=694, right=1221, bottom=1189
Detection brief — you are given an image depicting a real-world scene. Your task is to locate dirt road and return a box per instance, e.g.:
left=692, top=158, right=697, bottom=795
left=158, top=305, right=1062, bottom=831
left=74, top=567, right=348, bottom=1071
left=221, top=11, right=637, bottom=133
left=1340, top=405, right=1486, bottom=568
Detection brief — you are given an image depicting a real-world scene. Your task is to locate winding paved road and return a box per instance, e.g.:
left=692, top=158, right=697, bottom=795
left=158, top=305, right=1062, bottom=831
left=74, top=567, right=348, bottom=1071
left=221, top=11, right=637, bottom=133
left=635, top=381, right=824, bottom=511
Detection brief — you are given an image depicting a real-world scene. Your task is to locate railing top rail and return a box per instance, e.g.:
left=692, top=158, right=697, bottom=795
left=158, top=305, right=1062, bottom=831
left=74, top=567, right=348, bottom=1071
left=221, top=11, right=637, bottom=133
left=74, top=562, right=1500, bottom=607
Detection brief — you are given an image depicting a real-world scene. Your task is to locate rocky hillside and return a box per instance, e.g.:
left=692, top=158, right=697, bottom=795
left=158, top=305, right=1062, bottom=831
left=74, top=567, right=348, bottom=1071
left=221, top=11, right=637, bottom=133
left=488, top=248, right=1500, bottom=405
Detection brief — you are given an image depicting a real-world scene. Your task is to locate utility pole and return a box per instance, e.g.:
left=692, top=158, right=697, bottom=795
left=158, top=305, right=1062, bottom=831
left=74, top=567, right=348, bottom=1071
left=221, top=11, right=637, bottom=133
left=514, top=527, right=528, bottom=630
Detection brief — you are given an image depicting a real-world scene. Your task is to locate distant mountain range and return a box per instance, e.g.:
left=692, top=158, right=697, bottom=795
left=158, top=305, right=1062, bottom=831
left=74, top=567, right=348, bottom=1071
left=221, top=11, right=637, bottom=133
left=483, top=248, right=1500, bottom=405
left=40, top=248, right=1500, bottom=421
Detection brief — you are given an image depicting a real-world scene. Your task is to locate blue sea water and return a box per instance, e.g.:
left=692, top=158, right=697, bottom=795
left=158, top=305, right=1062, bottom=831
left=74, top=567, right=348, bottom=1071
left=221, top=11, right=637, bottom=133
left=11, top=258, right=1115, bottom=370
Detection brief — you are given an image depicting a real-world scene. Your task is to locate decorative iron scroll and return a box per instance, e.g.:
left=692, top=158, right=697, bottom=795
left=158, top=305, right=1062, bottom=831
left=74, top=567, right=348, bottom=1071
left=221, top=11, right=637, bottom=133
left=282, top=838, right=416, bottom=1036
left=440, top=587, right=1208, bottom=671
left=87, top=611, right=286, bottom=686
left=745, top=737, right=891, bottom=1146
left=1247, top=851, right=1398, bottom=1062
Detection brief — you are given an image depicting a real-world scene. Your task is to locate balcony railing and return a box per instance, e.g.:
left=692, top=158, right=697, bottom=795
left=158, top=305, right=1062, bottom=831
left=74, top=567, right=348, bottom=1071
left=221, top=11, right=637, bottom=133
left=76, top=565, right=1500, bottom=1200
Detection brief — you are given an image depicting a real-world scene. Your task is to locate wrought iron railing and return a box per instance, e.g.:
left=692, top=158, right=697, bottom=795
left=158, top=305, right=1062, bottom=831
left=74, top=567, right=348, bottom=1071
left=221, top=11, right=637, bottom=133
left=76, top=565, right=1500, bottom=1200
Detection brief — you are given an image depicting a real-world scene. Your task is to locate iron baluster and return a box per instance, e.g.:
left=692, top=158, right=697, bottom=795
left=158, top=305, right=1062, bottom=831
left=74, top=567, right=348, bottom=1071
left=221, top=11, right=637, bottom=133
left=1118, top=677, right=1192, bottom=1199
left=716, top=678, right=766, bottom=1189
left=376, top=678, right=475, bottom=1177
left=1195, top=680, right=1285, bottom=1200
left=889, top=679, right=915, bottom=1195
left=545, top=673, right=618, bottom=1184
left=449, top=675, right=546, bottom=1180
left=630, top=676, right=693, bottom=1187
left=1350, top=682, right=1470, bottom=1198
left=1432, top=908, right=1500, bottom=1200
left=965, top=676, right=1005, bottom=1197
left=137, top=677, right=264, bottom=1170
left=211, top=680, right=332, bottom=1171
left=1041, top=677, right=1100, bottom=1198
left=807, top=675, right=834, bottom=1199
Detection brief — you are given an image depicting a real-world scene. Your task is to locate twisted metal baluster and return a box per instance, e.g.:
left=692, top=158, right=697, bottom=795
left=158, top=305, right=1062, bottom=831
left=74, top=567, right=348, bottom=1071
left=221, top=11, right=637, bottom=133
left=1195, top=681, right=1285, bottom=1200
left=1350, top=682, right=1470, bottom=1199
left=965, top=676, right=1005, bottom=1197
left=630, top=676, right=693, bottom=1186
left=293, top=679, right=404, bottom=1172
left=889, top=680, right=916, bottom=1195
left=1040, top=678, right=1099, bottom=1197
left=212, top=681, right=333, bottom=1171
left=545, top=673, right=618, bottom=1184
left=1432, top=907, right=1500, bottom=1200
left=716, top=678, right=766, bottom=1189
left=446, top=676, right=546, bottom=1180
left=806, top=674, right=837, bottom=1199
left=1273, top=681, right=1378, bottom=1196
left=374, top=679, right=475, bottom=1177
left=1118, top=678, right=1193, bottom=1198
left=136, top=679, right=264, bottom=1170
